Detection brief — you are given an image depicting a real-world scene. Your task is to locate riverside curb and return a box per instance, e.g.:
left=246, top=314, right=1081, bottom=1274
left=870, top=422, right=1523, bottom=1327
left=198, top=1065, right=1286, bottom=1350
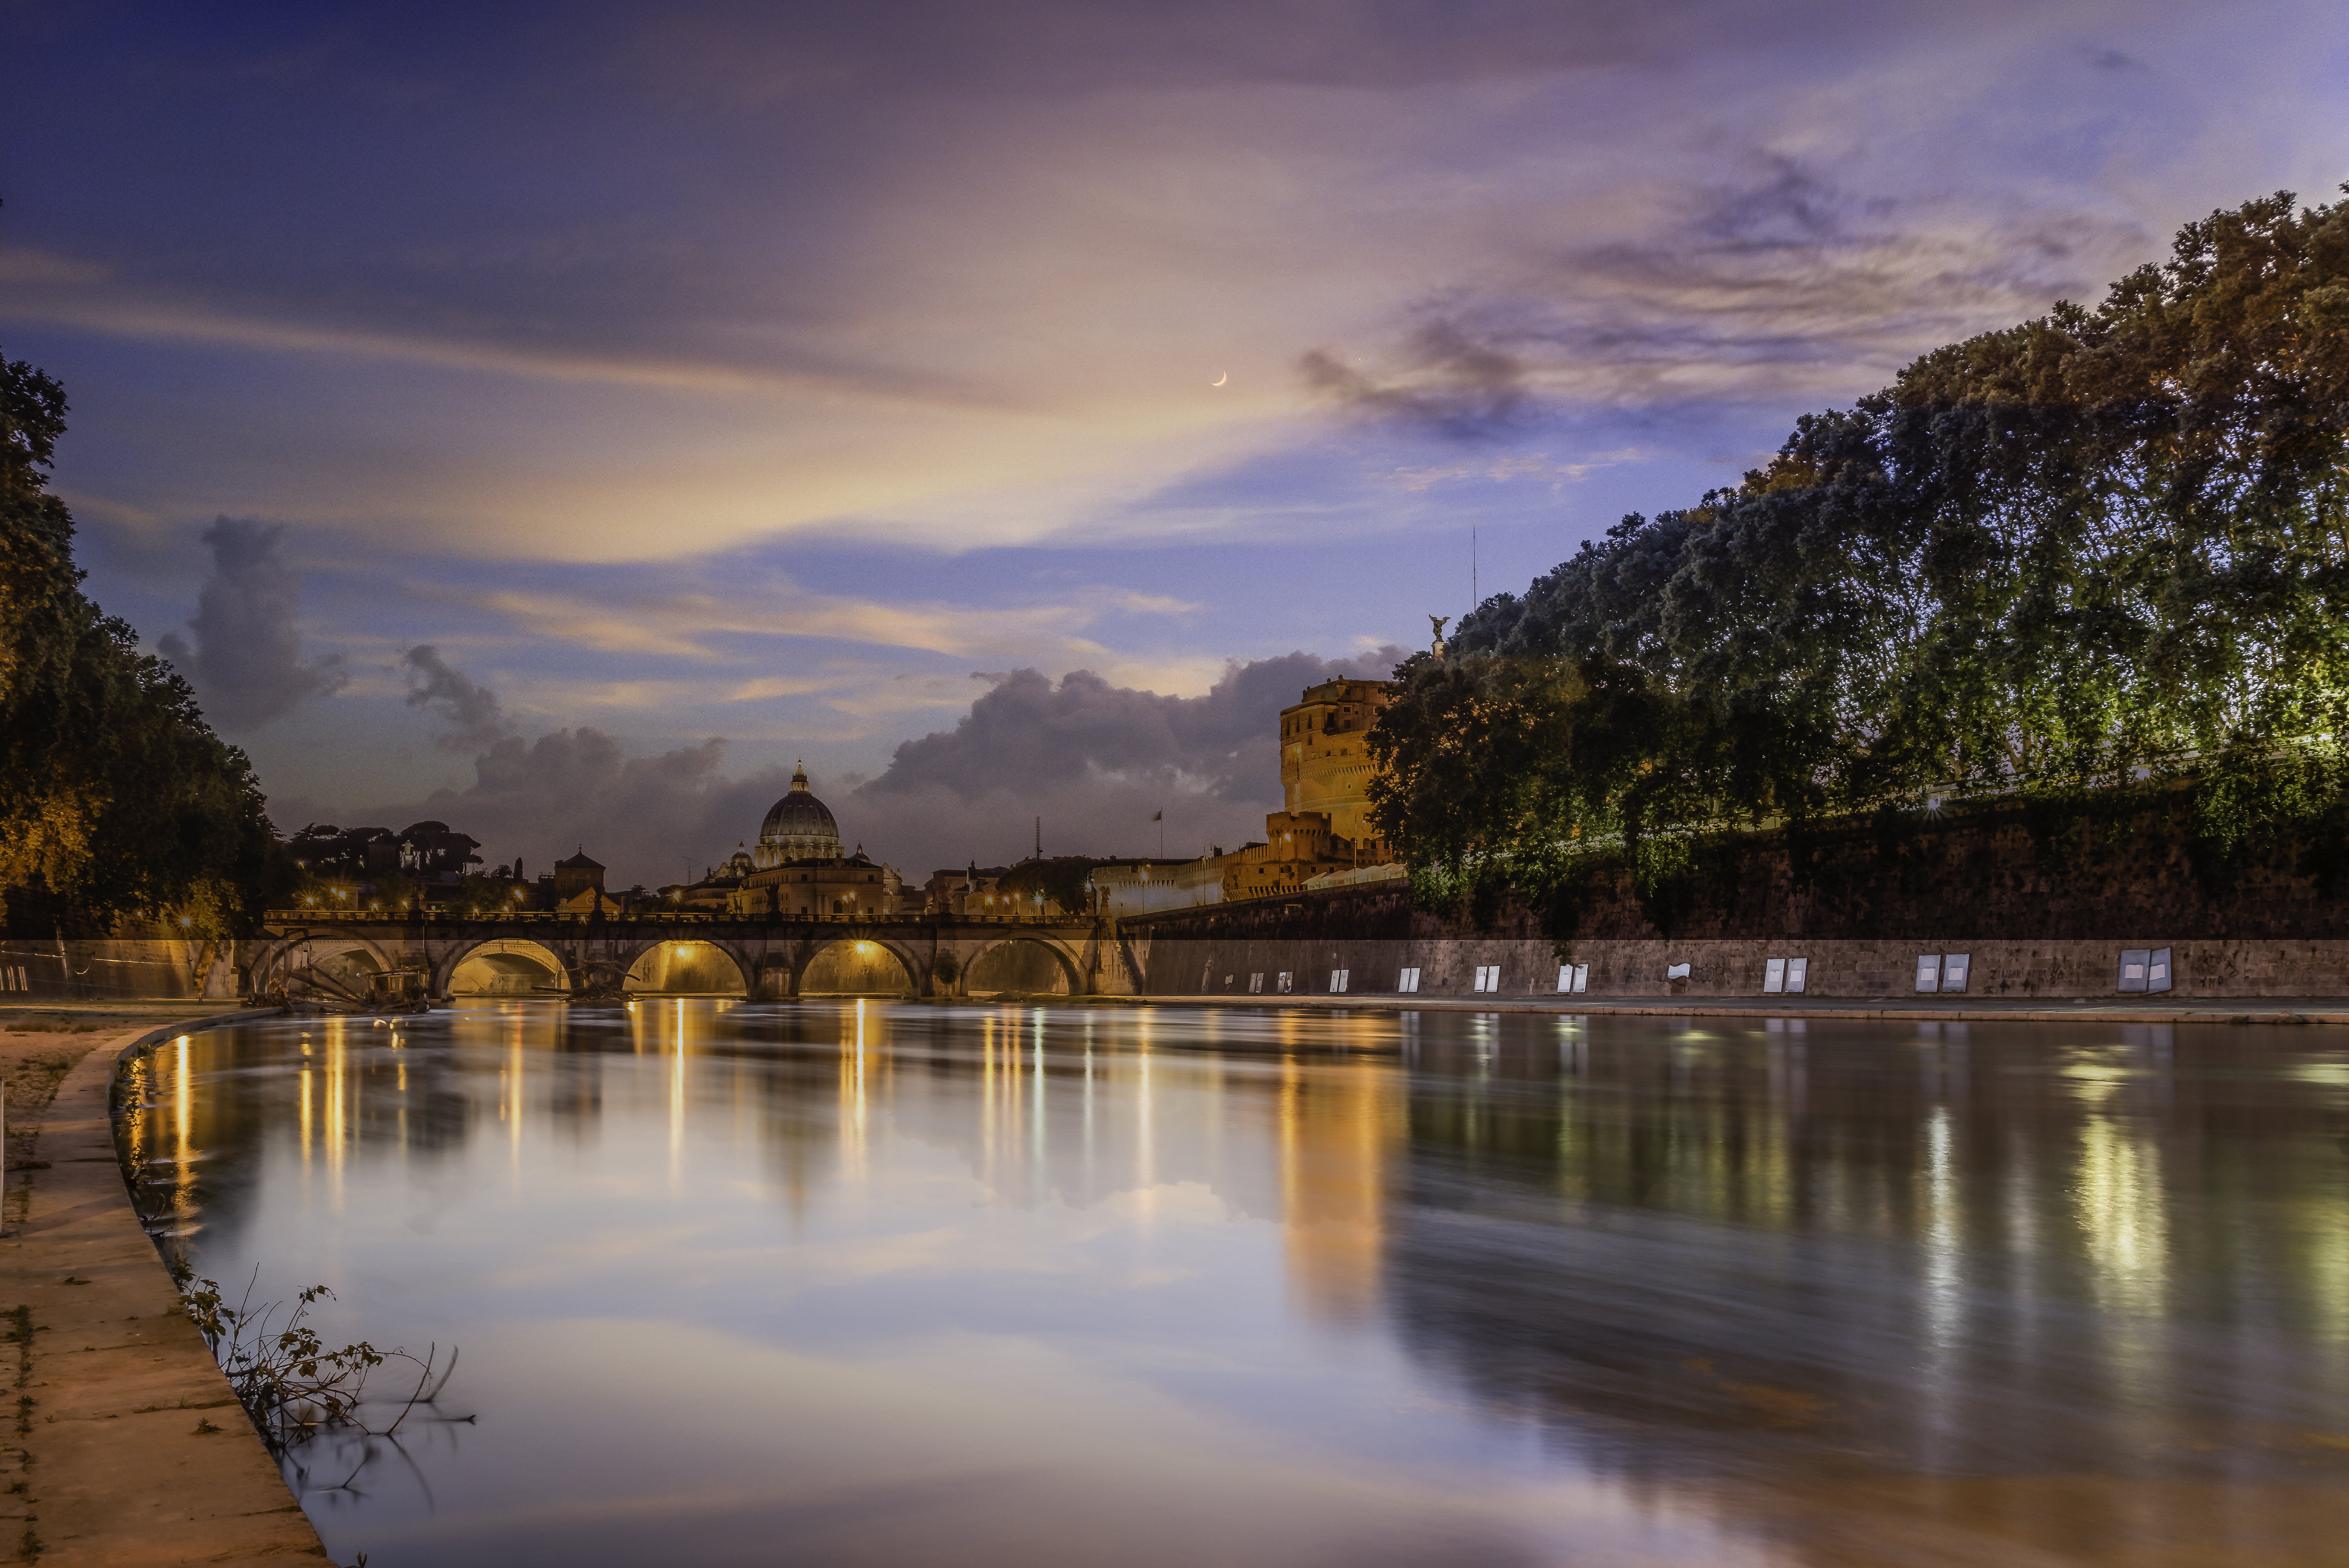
left=1, top=1007, right=327, bottom=1565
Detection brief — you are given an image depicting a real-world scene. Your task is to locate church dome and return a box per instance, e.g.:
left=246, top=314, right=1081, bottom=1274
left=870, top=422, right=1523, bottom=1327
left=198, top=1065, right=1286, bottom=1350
left=755, top=764, right=841, bottom=868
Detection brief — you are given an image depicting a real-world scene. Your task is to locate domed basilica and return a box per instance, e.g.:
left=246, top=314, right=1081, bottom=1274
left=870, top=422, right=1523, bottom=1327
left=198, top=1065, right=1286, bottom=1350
left=727, top=764, right=900, bottom=917
left=753, top=764, right=841, bottom=867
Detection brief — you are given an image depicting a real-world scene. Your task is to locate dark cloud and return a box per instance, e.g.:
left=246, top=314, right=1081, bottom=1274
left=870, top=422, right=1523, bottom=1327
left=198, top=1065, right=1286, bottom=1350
left=293, top=648, right=1403, bottom=885
left=857, top=648, right=1406, bottom=871
left=865, top=649, right=1404, bottom=803
left=301, top=729, right=793, bottom=888
left=1301, top=321, right=1532, bottom=442
left=1303, top=154, right=2149, bottom=431
left=157, top=518, right=346, bottom=731
left=402, top=645, right=510, bottom=752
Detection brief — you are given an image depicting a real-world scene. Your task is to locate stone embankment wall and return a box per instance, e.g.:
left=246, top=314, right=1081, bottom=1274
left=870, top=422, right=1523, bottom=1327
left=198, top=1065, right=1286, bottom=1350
left=0, top=937, right=238, bottom=1003
left=1122, top=801, right=2349, bottom=1000
left=2, top=886, right=242, bottom=1001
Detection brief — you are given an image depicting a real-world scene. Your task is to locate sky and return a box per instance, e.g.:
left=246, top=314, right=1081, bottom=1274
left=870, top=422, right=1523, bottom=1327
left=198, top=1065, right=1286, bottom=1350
left=6, top=0, right=2348, bottom=885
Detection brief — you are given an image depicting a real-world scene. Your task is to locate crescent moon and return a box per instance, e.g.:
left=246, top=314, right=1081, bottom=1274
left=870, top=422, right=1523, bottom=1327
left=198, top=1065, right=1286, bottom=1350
left=1211, top=371, right=1228, bottom=387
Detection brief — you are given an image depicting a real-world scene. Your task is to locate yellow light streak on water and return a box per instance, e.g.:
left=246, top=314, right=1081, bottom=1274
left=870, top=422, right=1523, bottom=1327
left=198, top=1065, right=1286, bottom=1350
left=326, top=1021, right=347, bottom=1211
left=174, top=1036, right=192, bottom=1218
left=669, top=998, right=686, bottom=1191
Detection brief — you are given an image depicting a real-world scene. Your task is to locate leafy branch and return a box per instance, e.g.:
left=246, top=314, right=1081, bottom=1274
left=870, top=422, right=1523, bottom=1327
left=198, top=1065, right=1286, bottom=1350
left=173, top=1266, right=465, bottom=1466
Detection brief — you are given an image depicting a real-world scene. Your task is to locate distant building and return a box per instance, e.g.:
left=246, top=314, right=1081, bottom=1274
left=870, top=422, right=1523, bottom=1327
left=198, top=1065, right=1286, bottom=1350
left=729, top=765, right=903, bottom=916
left=660, top=846, right=756, bottom=912
left=1091, top=857, right=1228, bottom=915
left=918, top=865, right=1011, bottom=917
left=1220, top=811, right=1364, bottom=900
left=1115, top=677, right=1398, bottom=911
left=551, top=849, right=624, bottom=914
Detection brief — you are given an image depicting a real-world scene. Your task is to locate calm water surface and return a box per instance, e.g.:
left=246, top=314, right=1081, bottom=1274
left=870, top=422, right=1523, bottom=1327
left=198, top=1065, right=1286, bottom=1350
left=124, top=1003, right=2349, bottom=1566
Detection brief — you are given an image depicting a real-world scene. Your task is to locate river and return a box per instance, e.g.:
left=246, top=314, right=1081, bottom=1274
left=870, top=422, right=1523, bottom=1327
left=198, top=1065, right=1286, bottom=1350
left=121, top=1001, right=2349, bottom=1566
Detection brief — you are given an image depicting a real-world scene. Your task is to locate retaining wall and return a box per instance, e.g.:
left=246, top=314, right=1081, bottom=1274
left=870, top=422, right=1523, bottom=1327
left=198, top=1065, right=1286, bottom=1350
left=1123, top=800, right=2349, bottom=1000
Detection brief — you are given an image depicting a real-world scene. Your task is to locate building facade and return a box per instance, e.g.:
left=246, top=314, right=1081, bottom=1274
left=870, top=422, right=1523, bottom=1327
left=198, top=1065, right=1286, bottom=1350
left=1278, top=678, right=1393, bottom=847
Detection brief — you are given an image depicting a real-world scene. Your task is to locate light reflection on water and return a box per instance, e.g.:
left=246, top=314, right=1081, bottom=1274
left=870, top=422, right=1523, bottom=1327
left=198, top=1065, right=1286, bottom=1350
left=121, top=1002, right=2349, bottom=1566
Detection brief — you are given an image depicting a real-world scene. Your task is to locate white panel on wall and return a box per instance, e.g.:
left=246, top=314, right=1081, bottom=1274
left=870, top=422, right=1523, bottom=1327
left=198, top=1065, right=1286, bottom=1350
left=1666, top=962, right=1691, bottom=980
left=1915, top=955, right=1943, bottom=993
left=1941, top=953, right=1971, bottom=992
left=1571, top=964, right=1588, bottom=994
left=1397, top=967, right=1420, bottom=994
left=1764, top=957, right=1786, bottom=994
left=2147, top=947, right=2172, bottom=994
left=2117, top=949, right=2149, bottom=992
left=1786, top=957, right=1807, bottom=993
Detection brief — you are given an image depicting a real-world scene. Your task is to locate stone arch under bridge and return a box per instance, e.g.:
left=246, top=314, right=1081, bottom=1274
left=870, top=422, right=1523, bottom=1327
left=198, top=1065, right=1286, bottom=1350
left=953, top=932, right=1087, bottom=997
left=794, top=934, right=923, bottom=996
left=624, top=938, right=752, bottom=996
left=248, top=932, right=401, bottom=998
left=443, top=938, right=572, bottom=997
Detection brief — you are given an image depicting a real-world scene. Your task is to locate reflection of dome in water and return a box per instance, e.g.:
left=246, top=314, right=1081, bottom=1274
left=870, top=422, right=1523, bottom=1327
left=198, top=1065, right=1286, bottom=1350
left=754, top=763, right=841, bottom=869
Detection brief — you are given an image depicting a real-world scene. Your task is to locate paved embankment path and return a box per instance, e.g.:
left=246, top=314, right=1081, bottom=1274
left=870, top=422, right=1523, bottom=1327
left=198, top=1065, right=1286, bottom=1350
left=1121, top=992, right=2349, bottom=1024
left=1, top=1006, right=327, bottom=1566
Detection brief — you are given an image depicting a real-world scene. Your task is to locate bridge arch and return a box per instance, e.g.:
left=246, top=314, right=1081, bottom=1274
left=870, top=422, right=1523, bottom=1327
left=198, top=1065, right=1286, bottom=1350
left=963, top=934, right=1084, bottom=997
left=249, top=932, right=400, bottom=998
left=798, top=935, right=920, bottom=997
left=624, top=939, right=750, bottom=996
left=444, top=938, right=572, bottom=998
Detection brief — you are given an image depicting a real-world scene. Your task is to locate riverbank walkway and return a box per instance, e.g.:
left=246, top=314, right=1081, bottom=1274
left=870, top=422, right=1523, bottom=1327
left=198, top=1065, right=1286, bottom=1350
left=1131, top=992, right=2349, bottom=1024
left=0, top=1002, right=327, bottom=1566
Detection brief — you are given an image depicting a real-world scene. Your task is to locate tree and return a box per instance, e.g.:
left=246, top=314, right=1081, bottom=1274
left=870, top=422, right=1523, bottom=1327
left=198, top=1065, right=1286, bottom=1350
left=0, top=349, right=291, bottom=930
left=1370, top=185, right=2349, bottom=934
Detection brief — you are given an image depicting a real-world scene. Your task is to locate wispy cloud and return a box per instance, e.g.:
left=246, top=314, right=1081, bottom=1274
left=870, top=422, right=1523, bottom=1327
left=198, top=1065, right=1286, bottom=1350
left=454, top=581, right=1190, bottom=666
left=0, top=246, right=998, bottom=410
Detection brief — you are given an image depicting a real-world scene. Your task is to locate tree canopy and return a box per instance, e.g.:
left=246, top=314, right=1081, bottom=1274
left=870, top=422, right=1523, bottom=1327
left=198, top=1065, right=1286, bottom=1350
left=0, top=348, right=288, bottom=932
left=1367, top=187, right=2349, bottom=932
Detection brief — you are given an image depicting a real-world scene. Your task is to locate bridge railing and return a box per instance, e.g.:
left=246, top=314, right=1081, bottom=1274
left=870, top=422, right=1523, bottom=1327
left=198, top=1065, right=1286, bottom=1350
left=262, top=908, right=1077, bottom=926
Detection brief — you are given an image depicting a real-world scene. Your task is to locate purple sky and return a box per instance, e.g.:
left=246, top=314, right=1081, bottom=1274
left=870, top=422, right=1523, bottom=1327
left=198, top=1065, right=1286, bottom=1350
left=7, top=1, right=2347, bottom=883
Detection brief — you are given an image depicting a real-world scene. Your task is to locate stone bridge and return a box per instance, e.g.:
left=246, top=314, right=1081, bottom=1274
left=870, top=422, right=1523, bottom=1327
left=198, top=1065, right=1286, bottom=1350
left=249, top=911, right=1145, bottom=1001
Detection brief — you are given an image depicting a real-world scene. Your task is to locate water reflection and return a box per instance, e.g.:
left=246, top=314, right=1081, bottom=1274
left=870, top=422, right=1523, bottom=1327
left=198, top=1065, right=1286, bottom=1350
left=118, top=1004, right=2349, bottom=1566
